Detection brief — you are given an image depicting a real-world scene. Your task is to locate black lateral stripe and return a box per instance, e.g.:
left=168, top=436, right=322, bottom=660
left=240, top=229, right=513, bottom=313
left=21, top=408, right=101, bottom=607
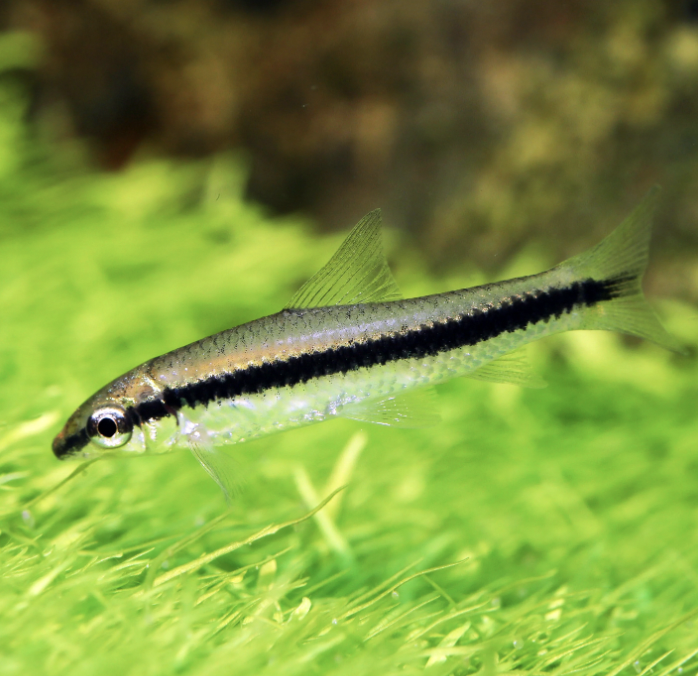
left=135, top=276, right=620, bottom=423
left=132, top=399, right=169, bottom=422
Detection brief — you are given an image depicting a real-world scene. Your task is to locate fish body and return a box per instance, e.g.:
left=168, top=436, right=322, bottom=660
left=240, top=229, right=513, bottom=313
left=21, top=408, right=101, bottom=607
left=52, top=189, right=681, bottom=495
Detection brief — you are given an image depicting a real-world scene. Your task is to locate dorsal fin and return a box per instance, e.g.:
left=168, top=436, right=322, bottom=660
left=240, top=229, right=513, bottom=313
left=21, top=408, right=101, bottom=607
left=286, top=209, right=402, bottom=309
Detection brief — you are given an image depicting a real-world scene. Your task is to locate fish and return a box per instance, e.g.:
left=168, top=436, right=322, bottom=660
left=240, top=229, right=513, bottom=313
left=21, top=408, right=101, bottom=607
left=52, top=188, right=682, bottom=498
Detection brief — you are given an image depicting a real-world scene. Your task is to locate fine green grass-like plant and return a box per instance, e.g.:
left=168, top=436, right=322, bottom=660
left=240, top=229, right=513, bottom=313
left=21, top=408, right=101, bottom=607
left=1, top=53, right=697, bottom=676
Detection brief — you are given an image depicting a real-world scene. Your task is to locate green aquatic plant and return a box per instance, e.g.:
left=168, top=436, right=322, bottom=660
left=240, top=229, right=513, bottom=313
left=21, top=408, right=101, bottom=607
left=1, top=51, right=697, bottom=676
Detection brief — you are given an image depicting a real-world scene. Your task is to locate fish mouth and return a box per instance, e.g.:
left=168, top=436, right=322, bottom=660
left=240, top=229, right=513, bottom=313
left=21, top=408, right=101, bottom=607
left=52, top=427, right=90, bottom=459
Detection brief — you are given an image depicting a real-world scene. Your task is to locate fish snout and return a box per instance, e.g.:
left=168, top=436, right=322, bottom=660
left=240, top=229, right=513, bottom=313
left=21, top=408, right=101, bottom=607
left=52, top=425, right=89, bottom=459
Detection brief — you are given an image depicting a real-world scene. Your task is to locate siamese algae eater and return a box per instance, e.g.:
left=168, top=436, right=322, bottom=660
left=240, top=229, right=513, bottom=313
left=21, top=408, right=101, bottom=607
left=53, top=189, right=681, bottom=496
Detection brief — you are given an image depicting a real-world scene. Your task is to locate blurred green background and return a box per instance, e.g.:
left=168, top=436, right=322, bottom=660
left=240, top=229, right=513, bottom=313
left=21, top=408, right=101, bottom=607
left=0, top=2, right=697, bottom=675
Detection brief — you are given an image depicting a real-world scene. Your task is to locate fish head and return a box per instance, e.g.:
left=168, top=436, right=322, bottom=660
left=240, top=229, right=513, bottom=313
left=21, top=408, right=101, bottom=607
left=52, top=370, right=176, bottom=459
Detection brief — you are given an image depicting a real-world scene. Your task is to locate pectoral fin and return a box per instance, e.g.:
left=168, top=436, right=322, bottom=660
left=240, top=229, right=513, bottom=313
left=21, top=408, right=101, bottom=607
left=189, top=443, right=242, bottom=504
left=177, top=410, right=241, bottom=503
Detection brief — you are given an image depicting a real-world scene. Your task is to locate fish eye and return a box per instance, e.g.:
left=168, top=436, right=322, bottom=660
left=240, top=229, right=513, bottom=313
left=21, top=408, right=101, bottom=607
left=87, top=406, right=133, bottom=449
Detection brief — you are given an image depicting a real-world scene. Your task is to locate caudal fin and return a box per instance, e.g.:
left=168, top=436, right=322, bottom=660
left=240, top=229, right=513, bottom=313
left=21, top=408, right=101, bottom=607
left=558, top=186, right=684, bottom=353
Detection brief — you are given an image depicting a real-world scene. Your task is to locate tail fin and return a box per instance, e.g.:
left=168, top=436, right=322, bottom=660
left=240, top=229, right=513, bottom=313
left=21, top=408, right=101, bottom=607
left=558, top=186, right=684, bottom=353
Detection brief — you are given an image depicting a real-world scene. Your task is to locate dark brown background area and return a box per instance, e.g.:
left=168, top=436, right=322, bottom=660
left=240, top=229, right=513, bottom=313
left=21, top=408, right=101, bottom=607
left=4, top=0, right=698, bottom=301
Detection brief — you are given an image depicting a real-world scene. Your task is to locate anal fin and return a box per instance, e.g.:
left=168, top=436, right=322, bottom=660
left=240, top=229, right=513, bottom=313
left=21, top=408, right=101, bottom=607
left=467, top=348, right=547, bottom=388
